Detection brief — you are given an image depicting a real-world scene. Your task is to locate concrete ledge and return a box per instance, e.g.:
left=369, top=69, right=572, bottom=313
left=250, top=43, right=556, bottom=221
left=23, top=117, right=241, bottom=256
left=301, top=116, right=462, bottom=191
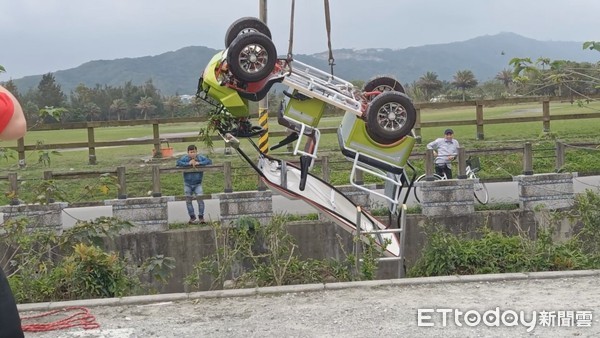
left=257, top=283, right=324, bottom=295
left=525, top=269, right=600, bottom=279
left=457, top=272, right=529, bottom=282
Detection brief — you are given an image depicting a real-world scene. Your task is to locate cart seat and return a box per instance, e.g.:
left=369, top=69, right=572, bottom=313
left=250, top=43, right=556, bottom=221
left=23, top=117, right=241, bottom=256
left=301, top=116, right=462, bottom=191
left=337, top=112, right=415, bottom=175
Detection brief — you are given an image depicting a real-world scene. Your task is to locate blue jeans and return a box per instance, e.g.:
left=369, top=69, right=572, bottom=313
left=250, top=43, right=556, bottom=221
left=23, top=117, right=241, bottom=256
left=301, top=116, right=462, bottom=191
left=184, top=183, right=204, bottom=218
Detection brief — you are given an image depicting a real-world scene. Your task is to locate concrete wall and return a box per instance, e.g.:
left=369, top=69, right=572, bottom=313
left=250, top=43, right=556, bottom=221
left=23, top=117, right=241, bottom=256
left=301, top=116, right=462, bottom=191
left=0, top=202, right=68, bottom=231
left=105, top=197, right=173, bottom=233
left=514, top=173, right=575, bottom=210
left=2, top=173, right=579, bottom=294
left=102, top=209, right=568, bottom=294
left=418, top=179, right=475, bottom=216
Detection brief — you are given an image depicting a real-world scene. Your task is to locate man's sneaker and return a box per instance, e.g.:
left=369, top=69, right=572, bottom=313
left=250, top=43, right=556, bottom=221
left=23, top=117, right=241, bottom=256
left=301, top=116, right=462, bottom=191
left=198, top=217, right=206, bottom=224
left=189, top=217, right=199, bottom=225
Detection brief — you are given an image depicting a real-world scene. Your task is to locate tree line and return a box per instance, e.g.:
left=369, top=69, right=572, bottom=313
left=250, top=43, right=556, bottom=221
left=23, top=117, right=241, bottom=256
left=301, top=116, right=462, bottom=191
left=1, top=42, right=598, bottom=125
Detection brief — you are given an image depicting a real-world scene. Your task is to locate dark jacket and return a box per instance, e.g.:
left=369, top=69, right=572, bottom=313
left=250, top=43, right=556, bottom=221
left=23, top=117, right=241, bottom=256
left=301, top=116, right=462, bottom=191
left=176, top=154, right=212, bottom=185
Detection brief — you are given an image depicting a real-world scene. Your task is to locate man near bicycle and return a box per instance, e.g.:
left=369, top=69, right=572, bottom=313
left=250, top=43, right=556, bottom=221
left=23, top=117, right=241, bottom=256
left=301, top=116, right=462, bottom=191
left=426, top=128, right=460, bottom=179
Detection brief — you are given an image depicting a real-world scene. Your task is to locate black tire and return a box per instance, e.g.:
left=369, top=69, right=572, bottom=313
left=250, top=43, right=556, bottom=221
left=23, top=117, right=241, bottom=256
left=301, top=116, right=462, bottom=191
left=363, top=76, right=405, bottom=94
left=225, top=17, right=272, bottom=47
left=413, top=173, right=443, bottom=203
left=366, top=91, right=417, bottom=144
left=227, top=32, right=277, bottom=83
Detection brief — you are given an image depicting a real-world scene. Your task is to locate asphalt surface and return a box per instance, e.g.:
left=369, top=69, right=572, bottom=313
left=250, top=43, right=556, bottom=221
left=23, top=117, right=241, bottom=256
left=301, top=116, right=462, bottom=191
left=48, top=174, right=600, bottom=228
left=17, top=270, right=600, bottom=338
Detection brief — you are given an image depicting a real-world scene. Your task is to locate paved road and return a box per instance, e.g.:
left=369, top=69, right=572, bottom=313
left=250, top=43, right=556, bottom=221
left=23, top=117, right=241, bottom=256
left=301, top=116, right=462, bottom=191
left=19, top=270, right=600, bottom=338
left=52, top=175, right=600, bottom=228
left=3, top=175, right=599, bottom=227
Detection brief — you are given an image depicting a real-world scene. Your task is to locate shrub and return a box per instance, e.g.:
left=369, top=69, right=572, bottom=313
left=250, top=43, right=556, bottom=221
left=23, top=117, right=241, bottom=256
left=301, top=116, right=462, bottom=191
left=408, top=223, right=596, bottom=278
left=3, top=216, right=174, bottom=303
left=184, top=214, right=383, bottom=291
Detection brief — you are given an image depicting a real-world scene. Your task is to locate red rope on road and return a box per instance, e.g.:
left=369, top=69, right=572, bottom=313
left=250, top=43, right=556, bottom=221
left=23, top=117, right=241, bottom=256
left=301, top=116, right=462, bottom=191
left=21, top=306, right=100, bottom=332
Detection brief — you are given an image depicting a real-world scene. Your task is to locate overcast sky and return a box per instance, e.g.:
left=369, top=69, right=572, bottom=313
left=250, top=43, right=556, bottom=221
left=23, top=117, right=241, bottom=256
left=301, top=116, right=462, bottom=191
left=1, top=0, right=598, bottom=80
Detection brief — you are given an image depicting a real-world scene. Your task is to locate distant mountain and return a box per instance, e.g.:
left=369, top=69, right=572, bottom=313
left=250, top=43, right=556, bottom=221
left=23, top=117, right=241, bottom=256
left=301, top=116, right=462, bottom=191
left=11, top=33, right=598, bottom=96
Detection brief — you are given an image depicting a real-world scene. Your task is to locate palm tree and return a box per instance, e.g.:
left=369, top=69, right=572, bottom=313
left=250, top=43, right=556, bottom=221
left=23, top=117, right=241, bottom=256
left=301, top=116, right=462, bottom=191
left=135, top=96, right=156, bottom=120
left=109, top=99, right=128, bottom=121
left=537, top=57, right=551, bottom=70
left=495, top=69, right=513, bottom=90
left=416, top=71, right=443, bottom=101
left=85, top=102, right=101, bottom=121
left=452, top=70, right=478, bottom=101
left=163, top=96, right=182, bottom=118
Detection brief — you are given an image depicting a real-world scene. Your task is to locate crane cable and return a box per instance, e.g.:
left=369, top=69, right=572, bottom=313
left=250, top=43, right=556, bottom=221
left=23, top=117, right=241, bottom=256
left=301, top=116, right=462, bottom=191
left=323, top=0, right=335, bottom=76
left=286, top=0, right=336, bottom=76
left=287, top=0, right=295, bottom=61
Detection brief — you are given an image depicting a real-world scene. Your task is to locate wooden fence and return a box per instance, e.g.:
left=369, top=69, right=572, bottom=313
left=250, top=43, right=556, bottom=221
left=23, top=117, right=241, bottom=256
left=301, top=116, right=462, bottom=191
left=3, top=96, right=600, bottom=166
left=3, top=139, right=597, bottom=207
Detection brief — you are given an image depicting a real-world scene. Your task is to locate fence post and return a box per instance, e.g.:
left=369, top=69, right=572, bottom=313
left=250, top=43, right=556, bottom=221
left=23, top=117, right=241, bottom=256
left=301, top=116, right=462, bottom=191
left=457, top=147, right=467, bottom=179
left=414, top=107, right=422, bottom=144
left=523, top=142, right=533, bottom=175
left=117, top=166, right=127, bottom=199
left=43, top=170, right=55, bottom=203
left=151, top=165, right=161, bottom=197
left=258, top=173, right=267, bottom=191
left=8, top=172, right=19, bottom=205
left=542, top=100, right=550, bottom=132
left=555, top=141, right=565, bottom=172
left=321, top=156, right=330, bottom=183
left=224, top=161, right=233, bottom=193
left=425, top=148, right=435, bottom=180
left=355, top=169, right=364, bottom=185
left=476, top=103, right=484, bottom=140
left=87, top=126, right=97, bottom=165
left=17, top=138, right=26, bottom=168
left=354, top=206, right=362, bottom=277
left=152, top=123, right=161, bottom=158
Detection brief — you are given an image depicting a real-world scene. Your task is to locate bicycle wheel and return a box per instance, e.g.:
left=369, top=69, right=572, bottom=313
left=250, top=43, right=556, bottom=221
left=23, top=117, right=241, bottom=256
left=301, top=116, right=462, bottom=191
left=470, top=173, right=489, bottom=204
left=413, top=173, right=443, bottom=203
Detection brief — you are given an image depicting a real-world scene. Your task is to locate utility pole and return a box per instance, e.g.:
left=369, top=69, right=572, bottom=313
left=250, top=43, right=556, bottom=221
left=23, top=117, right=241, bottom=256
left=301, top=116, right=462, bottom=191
left=258, top=0, right=270, bottom=154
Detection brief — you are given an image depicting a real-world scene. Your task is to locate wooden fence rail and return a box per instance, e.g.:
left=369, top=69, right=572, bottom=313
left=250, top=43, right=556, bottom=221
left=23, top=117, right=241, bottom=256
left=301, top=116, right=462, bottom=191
left=4, top=97, right=600, bottom=166
left=3, top=140, right=598, bottom=206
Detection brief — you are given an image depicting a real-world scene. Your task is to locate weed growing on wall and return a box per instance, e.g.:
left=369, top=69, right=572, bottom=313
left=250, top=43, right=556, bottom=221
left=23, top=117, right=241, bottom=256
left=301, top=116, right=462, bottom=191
left=184, top=214, right=386, bottom=291
left=409, top=190, right=600, bottom=277
left=2, top=216, right=175, bottom=303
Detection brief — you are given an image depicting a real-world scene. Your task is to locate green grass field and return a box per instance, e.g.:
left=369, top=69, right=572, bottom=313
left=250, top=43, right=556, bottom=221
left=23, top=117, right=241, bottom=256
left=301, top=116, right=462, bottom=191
left=1, top=100, right=599, bottom=205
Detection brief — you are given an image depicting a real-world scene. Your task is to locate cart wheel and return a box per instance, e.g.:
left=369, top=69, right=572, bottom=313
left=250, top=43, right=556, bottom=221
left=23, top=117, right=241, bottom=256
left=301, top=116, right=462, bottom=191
left=227, top=32, right=277, bottom=83
left=225, top=17, right=272, bottom=48
left=363, top=76, right=405, bottom=95
left=366, top=91, right=416, bottom=144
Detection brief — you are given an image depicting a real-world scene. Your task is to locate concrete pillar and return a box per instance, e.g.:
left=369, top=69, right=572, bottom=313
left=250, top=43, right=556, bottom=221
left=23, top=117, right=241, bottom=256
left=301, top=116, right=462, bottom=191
left=105, top=197, right=173, bottom=233
left=0, top=202, right=68, bottom=231
left=335, top=185, right=372, bottom=209
left=217, top=190, right=273, bottom=225
left=514, top=172, right=575, bottom=210
left=418, top=179, right=475, bottom=216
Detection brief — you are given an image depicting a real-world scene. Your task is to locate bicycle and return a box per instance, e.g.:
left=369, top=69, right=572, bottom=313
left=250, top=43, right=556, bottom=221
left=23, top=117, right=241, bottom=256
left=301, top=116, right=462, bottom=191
left=413, top=156, right=489, bottom=204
